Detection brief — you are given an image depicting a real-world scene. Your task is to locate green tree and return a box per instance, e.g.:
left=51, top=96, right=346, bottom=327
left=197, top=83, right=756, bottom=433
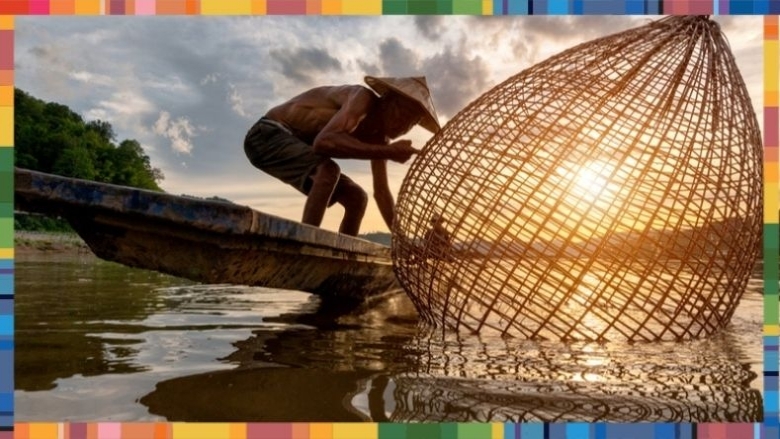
left=86, top=119, right=116, bottom=143
left=14, top=88, right=166, bottom=231
left=52, top=147, right=96, bottom=180
left=14, top=88, right=164, bottom=190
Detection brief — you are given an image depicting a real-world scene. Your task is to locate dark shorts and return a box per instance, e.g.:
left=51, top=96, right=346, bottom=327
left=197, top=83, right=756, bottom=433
left=244, top=118, right=326, bottom=194
left=243, top=118, right=355, bottom=204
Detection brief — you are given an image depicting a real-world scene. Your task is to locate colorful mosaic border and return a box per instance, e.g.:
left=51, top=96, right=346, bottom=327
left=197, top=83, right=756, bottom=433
left=5, top=422, right=769, bottom=439
left=0, top=11, right=13, bottom=439
left=764, top=14, right=780, bottom=439
left=0, top=2, right=778, bottom=439
left=0, top=1, right=778, bottom=15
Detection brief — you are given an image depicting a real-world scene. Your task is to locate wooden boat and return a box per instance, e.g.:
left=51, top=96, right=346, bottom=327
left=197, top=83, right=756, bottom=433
left=14, top=168, right=400, bottom=302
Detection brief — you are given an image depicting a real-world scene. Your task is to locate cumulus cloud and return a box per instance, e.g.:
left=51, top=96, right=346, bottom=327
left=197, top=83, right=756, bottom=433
left=14, top=15, right=762, bottom=232
left=270, top=47, right=343, bottom=85
left=414, top=16, right=446, bottom=41
left=520, top=16, right=644, bottom=44
left=153, top=111, right=197, bottom=155
left=83, top=108, right=110, bottom=121
left=29, top=45, right=59, bottom=61
left=357, top=60, right=381, bottom=77
left=379, top=38, right=421, bottom=76
left=96, top=91, right=155, bottom=117
left=228, top=83, right=249, bottom=119
left=200, top=73, right=220, bottom=86
left=146, top=75, right=189, bottom=92
left=422, top=46, right=491, bottom=118
left=69, top=70, right=113, bottom=87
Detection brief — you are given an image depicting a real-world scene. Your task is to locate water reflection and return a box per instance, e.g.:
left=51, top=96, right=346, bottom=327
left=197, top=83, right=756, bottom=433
left=15, top=253, right=182, bottom=391
left=382, top=329, right=762, bottom=422
left=15, top=252, right=764, bottom=423
left=140, top=293, right=763, bottom=423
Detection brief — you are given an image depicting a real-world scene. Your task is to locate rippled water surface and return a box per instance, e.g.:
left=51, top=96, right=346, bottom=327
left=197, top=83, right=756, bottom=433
left=15, top=252, right=764, bottom=422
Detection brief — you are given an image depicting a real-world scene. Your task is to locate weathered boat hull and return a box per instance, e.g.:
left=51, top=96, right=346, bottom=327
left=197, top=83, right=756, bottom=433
left=14, top=168, right=400, bottom=302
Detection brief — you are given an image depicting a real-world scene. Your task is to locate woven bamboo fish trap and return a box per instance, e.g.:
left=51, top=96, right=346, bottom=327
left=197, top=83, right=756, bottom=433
left=392, top=16, right=762, bottom=342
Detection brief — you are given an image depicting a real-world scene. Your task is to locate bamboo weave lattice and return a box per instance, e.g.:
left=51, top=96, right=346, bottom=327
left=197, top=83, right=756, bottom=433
left=392, top=16, right=762, bottom=342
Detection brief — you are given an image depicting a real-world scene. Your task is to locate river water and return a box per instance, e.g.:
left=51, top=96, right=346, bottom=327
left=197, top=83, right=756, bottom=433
left=14, top=251, right=764, bottom=422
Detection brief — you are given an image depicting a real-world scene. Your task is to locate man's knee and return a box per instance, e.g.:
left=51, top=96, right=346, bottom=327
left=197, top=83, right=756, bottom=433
left=311, top=160, right=341, bottom=187
left=339, top=184, right=368, bottom=211
left=351, top=187, right=369, bottom=211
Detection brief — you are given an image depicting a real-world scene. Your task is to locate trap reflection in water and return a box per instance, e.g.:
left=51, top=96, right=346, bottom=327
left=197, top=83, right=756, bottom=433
left=139, top=294, right=763, bottom=423
left=14, top=252, right=763, bottom=423
left=368, top=330, right=763, bottom=423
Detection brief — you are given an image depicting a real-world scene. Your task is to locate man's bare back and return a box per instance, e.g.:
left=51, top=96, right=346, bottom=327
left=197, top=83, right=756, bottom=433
left=244, top=76, right=440, bottom=235
left=265, top=85, right=367, bottom=144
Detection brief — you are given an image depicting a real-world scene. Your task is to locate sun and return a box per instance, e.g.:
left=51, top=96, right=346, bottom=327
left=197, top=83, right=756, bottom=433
left=557, top=160, right=617, bottom=204
left=574, top=161, right=612, bottom=200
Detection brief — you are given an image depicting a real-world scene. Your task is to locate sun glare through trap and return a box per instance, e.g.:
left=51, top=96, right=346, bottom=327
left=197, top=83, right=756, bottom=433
left=392, top=16, right=763, bottom=342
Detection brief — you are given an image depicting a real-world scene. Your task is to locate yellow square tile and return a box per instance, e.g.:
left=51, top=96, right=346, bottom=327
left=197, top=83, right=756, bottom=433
left=332, top=423, right=377, bottom=439
left=201, top=0, right=253, bottom=14
left=173, top=423, right=233, bottom=439
left=0, top=107, right=12, bottom=146
left=340, top=0, right=381, bottom=14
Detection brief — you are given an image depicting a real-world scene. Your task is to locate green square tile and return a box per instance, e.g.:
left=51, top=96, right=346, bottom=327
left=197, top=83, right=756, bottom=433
left=452, top=0, right=482, bottom=14
left=0, top=172, right=10, bottom=204
left=436, top=0, right=453, bottom=13
left=378, top=423, right=406, bottom=439
left=0, top=218, right=11, bottom=248
left=766, top=293, right=779, bottom=324
left=0, top=204, right=11, bottom=218
left=382, top=1, right=407, bottom=14
left=0, top=149, right=12, bottom=171
left=408, top=0, right=438, bottom=14
left=457, top=423, right=491, bottom=439
left=440, top=423, right=458, bottom=439
left=408, top=423, right=440, bottom=439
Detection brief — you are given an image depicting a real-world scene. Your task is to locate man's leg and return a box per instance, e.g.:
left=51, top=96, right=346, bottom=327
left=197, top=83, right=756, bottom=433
left=330, top=175, right=368, bottom=236
left=302, top=160, right=341, bottom=227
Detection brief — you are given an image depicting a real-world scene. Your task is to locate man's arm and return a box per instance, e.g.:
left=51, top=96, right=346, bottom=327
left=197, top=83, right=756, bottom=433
left=371, top=159, right=395, bottom=229
left=313, top=87, right=418, bottom=163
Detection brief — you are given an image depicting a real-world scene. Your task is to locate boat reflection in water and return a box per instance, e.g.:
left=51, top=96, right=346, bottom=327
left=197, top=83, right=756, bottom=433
left=139, top=287, right=763, bottom=423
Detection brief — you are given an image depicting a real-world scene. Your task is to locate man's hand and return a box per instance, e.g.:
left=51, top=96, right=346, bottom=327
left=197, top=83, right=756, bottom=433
left=388, top=140, right=421, bottom=163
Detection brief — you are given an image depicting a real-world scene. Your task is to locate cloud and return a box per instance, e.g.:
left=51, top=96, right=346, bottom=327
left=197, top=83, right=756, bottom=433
left=153, top=111, right=197, bottom=155
left=422, top=46, right=491, bottom=119
left=379, top=38, right=421, bottom=76
left=146, top=75, right=189, bottom=92
left=95, top=91, right=155, bottom=117
left=13, top=15, right=762, bottom=233
left=519, top=16, right=645, bottom=44
left=270, top=47, right=343, bottom=85
left=69, top=70, right=113, bottom=87
left=200, top=73, right=220, bottom=86
left=414, top=16, right=446, bottom=41
left=228, top=83, right=250, bottom=119
left=357, top=60, right=381, bottom=77
left=29, top=45, right=59, bottom=61
left=80, top=90, right=157, bottom=145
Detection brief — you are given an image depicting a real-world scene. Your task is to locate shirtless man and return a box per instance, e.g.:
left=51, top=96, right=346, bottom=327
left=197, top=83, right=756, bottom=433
left=244, top=76, right=440, bottom=236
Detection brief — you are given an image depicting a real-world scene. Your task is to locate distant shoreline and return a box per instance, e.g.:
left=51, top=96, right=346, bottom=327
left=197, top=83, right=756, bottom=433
left=15, top=231, right=91, bottom=255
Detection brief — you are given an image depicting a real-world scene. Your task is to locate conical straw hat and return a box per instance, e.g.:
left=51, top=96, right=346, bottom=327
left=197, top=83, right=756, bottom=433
left=364, top=76, right=441, bottom=134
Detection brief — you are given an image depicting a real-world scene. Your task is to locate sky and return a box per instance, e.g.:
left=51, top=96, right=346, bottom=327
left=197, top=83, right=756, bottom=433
left=14, top=15, right=763, bottom=234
